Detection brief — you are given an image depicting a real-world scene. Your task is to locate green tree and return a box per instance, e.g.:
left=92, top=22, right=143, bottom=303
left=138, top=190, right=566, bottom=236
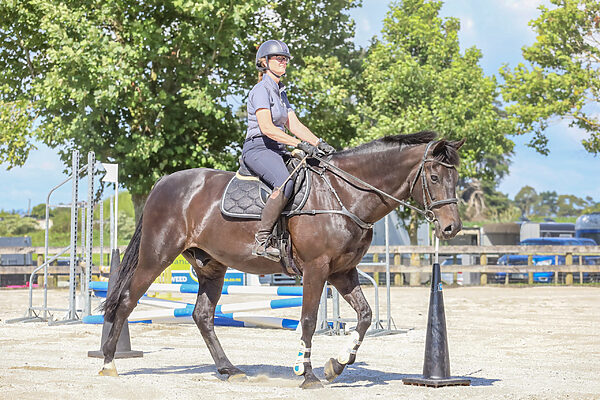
left=0, top=214, right=39, bottom=235
left=351, top=0, right=516, bottom=242
left=353, top=0, right=515, bottom=176
left=556, top=194, right=588, bottom=216
left=500, top=0, right=600, bottom=155
left=534, top=190, right=559, bottom=217
left=0, top=100, right=39, bottom=167
left=0, top=0, right=359, bottom=219
left=582, top=197, right=600, bottom=213
left=514, top=185, right=539, bottom=218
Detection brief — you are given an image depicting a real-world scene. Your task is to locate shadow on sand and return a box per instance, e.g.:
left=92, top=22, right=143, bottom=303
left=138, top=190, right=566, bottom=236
left=121, top=361, right=500, bottom=388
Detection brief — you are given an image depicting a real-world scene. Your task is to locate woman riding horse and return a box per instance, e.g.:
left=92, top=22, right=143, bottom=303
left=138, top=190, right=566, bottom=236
left=242, top=39, right=335, bottom=260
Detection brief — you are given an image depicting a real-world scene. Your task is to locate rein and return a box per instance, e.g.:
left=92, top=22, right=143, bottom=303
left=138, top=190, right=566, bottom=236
left=290, top=141, right=458, bottom=227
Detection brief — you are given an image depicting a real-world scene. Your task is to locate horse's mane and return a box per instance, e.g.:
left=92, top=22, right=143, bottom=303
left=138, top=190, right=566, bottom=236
left=334, top=130, right=460, bottom=166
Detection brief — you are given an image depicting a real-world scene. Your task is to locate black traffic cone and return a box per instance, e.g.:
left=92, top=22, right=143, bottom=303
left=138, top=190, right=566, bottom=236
left=402, top=263, right=470, bottom=387
left=88, top=249, right=143, bottom=359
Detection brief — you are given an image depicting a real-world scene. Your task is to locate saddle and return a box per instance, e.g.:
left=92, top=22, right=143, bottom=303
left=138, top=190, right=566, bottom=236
left=220, top=155, right=312, bottom=276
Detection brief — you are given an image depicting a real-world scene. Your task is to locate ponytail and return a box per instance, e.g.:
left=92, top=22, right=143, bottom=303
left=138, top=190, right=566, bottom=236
left=257, top=57, right=267, bottom=82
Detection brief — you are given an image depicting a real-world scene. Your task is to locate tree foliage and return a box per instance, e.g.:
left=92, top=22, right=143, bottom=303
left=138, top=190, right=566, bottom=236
left=0, top=0, right=359, bottom=217
left=0, top=214, right=39, bottom=235
left=350, top=0, right=517, bottom=242
left=513, top=185, right=598, bottom=218
left=500, top=0, right=600, bottom=155
left=514, top=185, right=539, bottom=218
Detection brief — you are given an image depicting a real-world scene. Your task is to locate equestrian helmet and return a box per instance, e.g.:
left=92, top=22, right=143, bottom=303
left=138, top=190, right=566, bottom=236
left=255, top=40, right=292, bottom=71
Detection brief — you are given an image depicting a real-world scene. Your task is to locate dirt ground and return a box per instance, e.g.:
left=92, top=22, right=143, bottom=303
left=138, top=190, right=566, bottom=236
left=0, top=285, right=599, bottom=400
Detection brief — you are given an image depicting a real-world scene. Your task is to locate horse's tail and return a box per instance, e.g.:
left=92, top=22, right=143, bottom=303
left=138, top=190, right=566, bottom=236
left=101, top=212, right=144, bottom=323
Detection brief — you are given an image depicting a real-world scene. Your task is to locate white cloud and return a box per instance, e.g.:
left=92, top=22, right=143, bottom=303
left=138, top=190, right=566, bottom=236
left=460, top=16, right=475, bottom=34
left=498, top=0, right=547, bottom=17
left=556, top=120, right=591, bottom=146
left=359, top=17, right=372, bottom=34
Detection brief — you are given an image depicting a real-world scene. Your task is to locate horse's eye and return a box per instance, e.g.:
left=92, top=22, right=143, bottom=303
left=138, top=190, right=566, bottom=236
left=431, top=175, right=439, bottom=183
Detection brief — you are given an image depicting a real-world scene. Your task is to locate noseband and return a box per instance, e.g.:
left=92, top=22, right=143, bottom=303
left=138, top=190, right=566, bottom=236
left=408, top=141, right=459, bottom=222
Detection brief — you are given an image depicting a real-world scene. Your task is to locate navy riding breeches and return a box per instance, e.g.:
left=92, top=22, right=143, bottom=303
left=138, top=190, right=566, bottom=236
left=242, top=136, right=295, bottom=199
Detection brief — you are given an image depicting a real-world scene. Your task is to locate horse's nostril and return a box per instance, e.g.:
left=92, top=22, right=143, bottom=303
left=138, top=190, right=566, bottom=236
left=443, top=224, right=453, bottom=233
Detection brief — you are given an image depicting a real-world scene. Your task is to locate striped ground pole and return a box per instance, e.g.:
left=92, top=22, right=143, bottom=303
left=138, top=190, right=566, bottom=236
left=83, top=297, right=302, bottom=327
left=89, top=281, right=304, bottom=297
left=83, top=313, right=299, bottom=330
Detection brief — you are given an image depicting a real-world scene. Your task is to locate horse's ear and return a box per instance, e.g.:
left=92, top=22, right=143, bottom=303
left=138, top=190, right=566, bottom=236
left=432, top=140, right=448, bottom=157
left=450, top=138, right=466, bottom=150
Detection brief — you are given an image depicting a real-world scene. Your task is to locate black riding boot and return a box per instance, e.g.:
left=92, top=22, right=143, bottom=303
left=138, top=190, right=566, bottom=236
left=253, top=192, right=289, bottom=260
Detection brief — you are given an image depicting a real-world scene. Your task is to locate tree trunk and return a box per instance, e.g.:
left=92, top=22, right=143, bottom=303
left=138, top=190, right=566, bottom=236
left=407, top=209, right=419, bottom=245
left=131, top=192, right=149, bottom=224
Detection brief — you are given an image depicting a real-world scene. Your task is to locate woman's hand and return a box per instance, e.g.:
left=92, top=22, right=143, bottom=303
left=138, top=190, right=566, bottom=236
left=296, top=141, right=319, bottom=157
left=317, top=140, right=335, bottom=155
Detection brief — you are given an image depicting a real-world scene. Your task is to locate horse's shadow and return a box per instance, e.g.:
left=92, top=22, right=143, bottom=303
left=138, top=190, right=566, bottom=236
left=122, top=362, right=499, bottom=387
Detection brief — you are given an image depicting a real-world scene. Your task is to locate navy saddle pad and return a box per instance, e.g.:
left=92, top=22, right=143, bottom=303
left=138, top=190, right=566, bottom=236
left=220, top=157, right=311, bottom=219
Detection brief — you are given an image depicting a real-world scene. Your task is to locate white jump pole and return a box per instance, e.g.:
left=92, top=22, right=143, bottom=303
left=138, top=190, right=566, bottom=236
left=101, top=162, right=119, bottom=257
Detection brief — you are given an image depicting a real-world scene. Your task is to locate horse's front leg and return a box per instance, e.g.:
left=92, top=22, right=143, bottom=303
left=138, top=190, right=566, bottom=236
left=294, top=265, right=328, bottom=389
left=324, top=268, right=372, bottom=382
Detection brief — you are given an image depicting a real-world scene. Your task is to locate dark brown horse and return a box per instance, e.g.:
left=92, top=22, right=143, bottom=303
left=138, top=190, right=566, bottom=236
left=99, top=130, right=465, bottom=388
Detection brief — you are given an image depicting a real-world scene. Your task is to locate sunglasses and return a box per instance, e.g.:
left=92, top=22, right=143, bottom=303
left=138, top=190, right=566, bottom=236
left=271, top=55, right=290, bottom=64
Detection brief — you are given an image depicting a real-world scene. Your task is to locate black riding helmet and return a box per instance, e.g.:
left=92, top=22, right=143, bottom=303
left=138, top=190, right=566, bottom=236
left=255, top=40, right=292, bottom=74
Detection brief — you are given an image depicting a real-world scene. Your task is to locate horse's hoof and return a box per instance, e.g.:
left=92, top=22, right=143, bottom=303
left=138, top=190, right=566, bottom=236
left=300, top=377, right=323, bottom=389
left=98, top=361, right=118, bottom=377
left=324, top=358, right=344, bottom=382
left=227, top=373, right=248, bottom=382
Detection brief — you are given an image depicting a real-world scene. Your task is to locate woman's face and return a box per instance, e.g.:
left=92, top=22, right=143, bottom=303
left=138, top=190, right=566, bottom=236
left=268, top=55, right=289, bottom=76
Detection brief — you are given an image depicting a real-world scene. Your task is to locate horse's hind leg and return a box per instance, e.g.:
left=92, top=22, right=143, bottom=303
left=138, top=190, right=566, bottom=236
left=190, top=261, right=247, bottom=382
left=100, top=239, right=184, bottom=376
left=323, top=268, right=372, bottom=383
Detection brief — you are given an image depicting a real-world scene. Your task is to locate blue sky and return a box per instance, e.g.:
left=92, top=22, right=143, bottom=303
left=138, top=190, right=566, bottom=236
left=0, top=0, right=598, bottom=212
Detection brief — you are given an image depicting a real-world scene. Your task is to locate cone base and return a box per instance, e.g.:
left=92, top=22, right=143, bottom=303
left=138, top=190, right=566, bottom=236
left=87, top=350, right=144, bottom=359
left=402, top=376, right=471, bottom=388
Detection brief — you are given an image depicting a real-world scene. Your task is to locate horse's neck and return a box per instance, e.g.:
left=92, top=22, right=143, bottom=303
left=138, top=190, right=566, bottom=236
left=330, top=144, right=424, bottom=223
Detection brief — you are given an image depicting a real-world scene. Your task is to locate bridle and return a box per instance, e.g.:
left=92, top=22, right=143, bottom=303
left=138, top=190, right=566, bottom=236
left=298, top=140, right=458, bottom=226
left=408, top=140, right=459, bottom=222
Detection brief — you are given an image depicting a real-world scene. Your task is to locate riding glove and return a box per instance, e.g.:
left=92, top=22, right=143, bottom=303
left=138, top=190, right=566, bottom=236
left=317, top=139, right=336, bottom=155
left=296, top=141, right=319, bottom=157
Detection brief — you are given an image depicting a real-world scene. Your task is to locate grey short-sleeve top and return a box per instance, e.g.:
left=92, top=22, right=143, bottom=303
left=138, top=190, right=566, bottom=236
left=246, top=74, right=294, bottom=143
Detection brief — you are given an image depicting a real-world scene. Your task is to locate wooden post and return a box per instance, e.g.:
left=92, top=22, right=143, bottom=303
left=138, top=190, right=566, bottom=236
left=564, top=252, right=573, bottom=286
left=527, top=254, right=533, bottom=285
left=373, top=272, right=380, bottom=285
left=394, top=272, right=404, bottom=286
left=393, top=253, right=403, bottom=286
left=480, top=273, right=487, bottom=286
left=409, top=253, right=420, bottom=286
left=480, top=253, right=487, bottom=266
left=565, top=273, right=573, bottom=285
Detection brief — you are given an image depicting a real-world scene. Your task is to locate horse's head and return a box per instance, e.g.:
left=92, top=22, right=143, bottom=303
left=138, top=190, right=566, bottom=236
left=409, top=139, right=465, bottom=240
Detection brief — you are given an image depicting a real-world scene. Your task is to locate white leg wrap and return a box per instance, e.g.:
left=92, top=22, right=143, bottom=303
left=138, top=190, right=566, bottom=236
left=293, top=340, right=310, bottom=376
left=337, top=331, right=361, bottom=365
left=103, top=361, right=115, bottom=370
